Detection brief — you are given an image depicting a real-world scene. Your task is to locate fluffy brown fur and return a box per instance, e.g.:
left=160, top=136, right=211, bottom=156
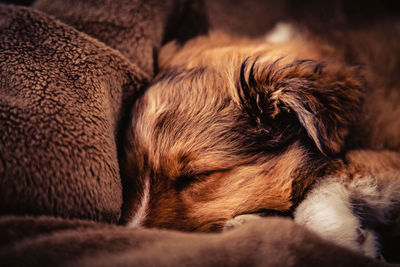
left=120, top=29, right=381, bottom=231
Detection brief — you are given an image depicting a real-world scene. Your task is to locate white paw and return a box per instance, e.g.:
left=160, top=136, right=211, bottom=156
left=294, top=178, right=382, bottom=259
left=223, top=214, right=263, bottom=232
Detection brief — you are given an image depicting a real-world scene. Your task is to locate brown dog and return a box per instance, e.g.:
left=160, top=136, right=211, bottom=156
left=121, top=25, right=400, bottom=259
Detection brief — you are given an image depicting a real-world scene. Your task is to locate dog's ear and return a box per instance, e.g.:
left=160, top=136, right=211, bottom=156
left=238, top=58, right=364, bottom=155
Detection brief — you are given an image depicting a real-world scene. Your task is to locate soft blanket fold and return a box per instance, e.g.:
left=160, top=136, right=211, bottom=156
left=0, top=216, right=387, bottom=267
left=0, top=4, right=147, bottom=223
left=0, top=0, right=208, bottom=223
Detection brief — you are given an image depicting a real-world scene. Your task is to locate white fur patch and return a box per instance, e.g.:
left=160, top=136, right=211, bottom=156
left=294, top=177, right=380, bottom=258
left=265, top=22, right=295, bottom=44
left=127, top=176, right=150, bottom=228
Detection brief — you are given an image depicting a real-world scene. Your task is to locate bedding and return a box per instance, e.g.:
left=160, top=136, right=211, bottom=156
left=1, top=215, right=388, bottom=267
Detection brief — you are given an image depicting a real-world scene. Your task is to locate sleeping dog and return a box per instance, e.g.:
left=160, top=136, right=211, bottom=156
left=121, top=24, right=400, bottom=259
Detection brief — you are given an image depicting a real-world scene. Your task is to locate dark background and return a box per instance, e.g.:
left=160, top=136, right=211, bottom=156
left=2, top=0, right=399, bottom=36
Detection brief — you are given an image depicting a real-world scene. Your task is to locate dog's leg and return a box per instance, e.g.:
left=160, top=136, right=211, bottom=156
left=294, top=177, right=382, bottom=259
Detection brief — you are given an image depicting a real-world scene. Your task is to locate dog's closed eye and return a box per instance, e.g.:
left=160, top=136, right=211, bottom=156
left=174, top=174, right=200, bottom=191
left=174, top=169, right=232, bottom=191
left=174, top=170, right=217, bottom=191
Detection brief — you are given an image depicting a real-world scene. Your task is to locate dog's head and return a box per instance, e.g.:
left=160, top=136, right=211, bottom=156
left=122, top=33, right=364, bottom=231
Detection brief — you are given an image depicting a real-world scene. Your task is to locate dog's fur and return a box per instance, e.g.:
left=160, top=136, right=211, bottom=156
left=294, top=150, right=400, bottom=259
left=121, top=24, right=400, bottom=259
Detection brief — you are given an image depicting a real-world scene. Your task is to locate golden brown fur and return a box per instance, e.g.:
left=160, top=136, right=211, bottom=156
left=120, top=28, right=393, bottom=232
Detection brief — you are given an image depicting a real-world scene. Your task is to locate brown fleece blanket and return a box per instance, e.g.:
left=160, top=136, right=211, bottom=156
left=0, top=0, right=207, bottom=223
left=0, top=216, right=388, bottom=267
left=0, top=0, right=395, bottom=266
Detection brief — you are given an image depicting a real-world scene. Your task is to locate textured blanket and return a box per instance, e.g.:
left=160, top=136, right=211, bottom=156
left=0, top=0, right=207, bottom=223
left=0, top=0, right=397, bottom=266
left=0, top=216, right=388, bottom=267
